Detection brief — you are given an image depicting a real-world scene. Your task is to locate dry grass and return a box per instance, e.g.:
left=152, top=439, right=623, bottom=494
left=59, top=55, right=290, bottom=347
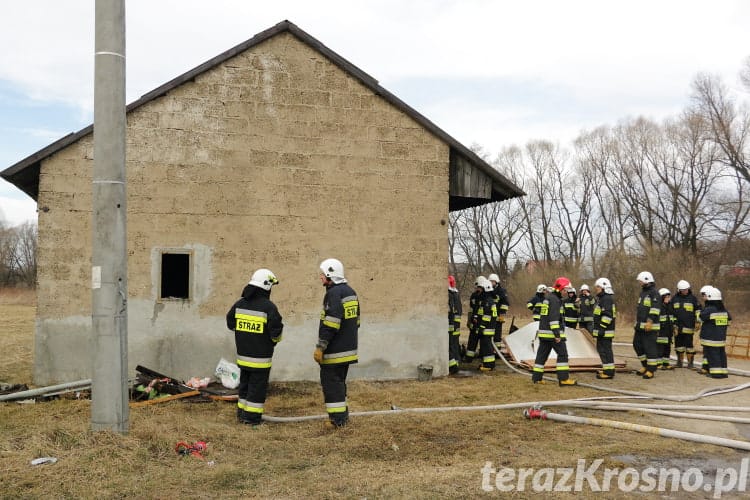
left=3, top=299, right=750, bottom=498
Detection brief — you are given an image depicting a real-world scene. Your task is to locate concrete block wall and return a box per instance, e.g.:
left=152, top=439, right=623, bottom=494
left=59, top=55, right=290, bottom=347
left=34, top=32, right=449, bottom=384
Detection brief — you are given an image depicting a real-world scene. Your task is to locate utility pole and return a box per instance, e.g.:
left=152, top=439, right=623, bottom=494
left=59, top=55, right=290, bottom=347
left=91, top=0, right=128, bottom=433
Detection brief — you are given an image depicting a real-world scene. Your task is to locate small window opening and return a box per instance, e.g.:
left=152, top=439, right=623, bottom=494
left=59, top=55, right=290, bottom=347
left=160, top=252, right=190, bottom=300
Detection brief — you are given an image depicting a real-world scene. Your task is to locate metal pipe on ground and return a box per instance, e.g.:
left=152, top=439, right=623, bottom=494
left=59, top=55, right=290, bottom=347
left=0, top=379, right=92, bottom=402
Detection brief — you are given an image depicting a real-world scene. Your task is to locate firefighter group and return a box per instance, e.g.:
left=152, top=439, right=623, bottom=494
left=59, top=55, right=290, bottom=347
left=448, top=271, right=732, bottom=385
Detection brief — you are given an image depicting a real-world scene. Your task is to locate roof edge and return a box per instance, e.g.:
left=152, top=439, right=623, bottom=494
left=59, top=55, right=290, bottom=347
left=1, top=19, right=524, bottom=202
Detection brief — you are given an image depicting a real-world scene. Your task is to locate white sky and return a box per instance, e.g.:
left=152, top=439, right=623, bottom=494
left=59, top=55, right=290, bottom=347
left=1, top=0, right=749, bottom=226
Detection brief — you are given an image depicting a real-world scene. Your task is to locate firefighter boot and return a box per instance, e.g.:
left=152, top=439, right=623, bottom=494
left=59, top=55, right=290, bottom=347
left=642, top=371, right=655, bottom=379
left=676, top=352, right=684, bottom=368
left=559, top=378, right=578, bottom=386
left=596, top=372, right=613, bottom=379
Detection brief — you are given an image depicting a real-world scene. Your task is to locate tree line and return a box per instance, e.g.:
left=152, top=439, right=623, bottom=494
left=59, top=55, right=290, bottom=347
left=0, top=221, right=37, bottom=288
left=450, top=65, right=750, bottom=313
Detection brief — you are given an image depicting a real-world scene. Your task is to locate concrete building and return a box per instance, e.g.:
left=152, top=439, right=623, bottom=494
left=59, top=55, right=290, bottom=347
left=2, top=21, right=523, bottom=385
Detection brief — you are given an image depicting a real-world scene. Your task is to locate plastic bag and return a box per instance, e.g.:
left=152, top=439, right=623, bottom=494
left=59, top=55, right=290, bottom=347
left=215, top=358, right=240, bottom=389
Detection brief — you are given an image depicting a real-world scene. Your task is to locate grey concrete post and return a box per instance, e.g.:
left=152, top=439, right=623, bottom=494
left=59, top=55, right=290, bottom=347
left=91, top=0, right=128, bottom=433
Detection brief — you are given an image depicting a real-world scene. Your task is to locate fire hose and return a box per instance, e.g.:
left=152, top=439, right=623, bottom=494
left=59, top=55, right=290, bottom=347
left=523, top=405, right=750, bottom=451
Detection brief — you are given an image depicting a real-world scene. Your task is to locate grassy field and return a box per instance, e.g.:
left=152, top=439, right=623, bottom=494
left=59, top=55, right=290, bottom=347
left=2, top=290, right=750, bottom=498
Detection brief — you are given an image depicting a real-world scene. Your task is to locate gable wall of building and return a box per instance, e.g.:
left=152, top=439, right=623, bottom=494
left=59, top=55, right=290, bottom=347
left=34, top=33, right=450, bottom=384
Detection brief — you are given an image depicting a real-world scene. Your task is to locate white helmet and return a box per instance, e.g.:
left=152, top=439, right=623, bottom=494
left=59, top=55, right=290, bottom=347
left=536, top=284, right=547, bottom=293
left=319, top=258, right=347, bottom=284
left=567, top=286, right=576, bottom=294
left=699, top=285, right=713, bottom=296
left=475, top=276, right=486, bottom=287
left=580, top=284, right=590, bottom=292
left=476, top=276, right=493, bottom=292
left=488, top=273, right=500, bottom=284
left=705, top=287, right=722, bottom=301
left=594, top=277, right=611, bottom=289
left=248, top=268, right=279, bottom=291
left=676, top=280, right=690, bottom=291
left=658, top=288, right=671, bottom=296
left=637, top=271, right=654, bottom=284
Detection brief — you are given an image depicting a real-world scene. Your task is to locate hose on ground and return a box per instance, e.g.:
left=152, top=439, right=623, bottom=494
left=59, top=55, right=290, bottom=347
left=524, top=407, right=750, bottom=451
left=491, top=342, right=750, bottom=401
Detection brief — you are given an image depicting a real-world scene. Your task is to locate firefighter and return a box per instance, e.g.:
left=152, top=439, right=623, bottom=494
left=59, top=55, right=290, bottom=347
left=634, top=271, right=661, bottom=379
left=226, top=268, right=283, bottom=425
left=657, top=288, right=675, bottom=370
left=463, top=276, right=485, bottom=363
left=448, top=275, right=462, bottom=374
left=578, top=284, right=596, bottom=334
left=313, top=258, right=360, bottom=428
left=671, top=280, right=701, bottom=368
left=488, top=273, right=509, bottom=348
left=531, top=277, right=577, bottom=386
left=695, top=284, right=713, bottom=370
left=592, top=277, right=616, bottom=379
left=477, top=277, right=498, bottom=372
left=526, top=284, right=547, bottom=322
left=699, top=287, right=730, bottom=378
left=563, top=286, right=580, bottom=330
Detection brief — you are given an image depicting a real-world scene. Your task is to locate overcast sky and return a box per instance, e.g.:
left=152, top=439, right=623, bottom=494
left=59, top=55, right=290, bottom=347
left=1, top=0, right=748, bottom=226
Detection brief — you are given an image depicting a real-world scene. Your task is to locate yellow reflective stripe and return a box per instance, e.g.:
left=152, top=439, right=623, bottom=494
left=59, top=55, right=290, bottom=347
left=320, top=353, right=359, bottom=365
left=323, top=316, right=341, bottom=329
left=238, top=400, right=265, bottom=413
left=326, top=402, right=347, bottom=413
left=236, top=356, right=272, bottom=369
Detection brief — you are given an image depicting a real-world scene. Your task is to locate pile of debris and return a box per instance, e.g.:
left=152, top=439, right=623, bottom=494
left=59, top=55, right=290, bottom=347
left=0, top=363, right=239, bottom=405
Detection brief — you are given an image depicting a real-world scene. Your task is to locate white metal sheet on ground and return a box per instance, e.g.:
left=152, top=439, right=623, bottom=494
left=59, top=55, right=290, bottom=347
left=504, top=321, right=625, bottom=371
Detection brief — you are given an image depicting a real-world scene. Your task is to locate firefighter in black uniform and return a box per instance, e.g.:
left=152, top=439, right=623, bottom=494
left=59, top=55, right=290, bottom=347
left=526, top=284, right=547, bottom=322
left=699, top=287, right=730, bottom=378
left=671, top=280, right=701, bottom=368
left=448, top=275, right=462, bottom=374
left=313, top=258, right=360, bottom=428
left=634, top=271, right=661, bottom=379
left=226, top=268, right=283, bottom=425
left=592, top=277, right=617, bottom=379
left=657, top=288, right=675, bottom=369
left=563, top=286, right=579, bottom=330
left=531, top=277, right=577, bottom=386
left=578, top=284, right=596, bottom=334
left=477, top=277, right=498, bottom=371
left=488, top=273, right=509, bottom=348
left=463, top=277, right=485, bottom=363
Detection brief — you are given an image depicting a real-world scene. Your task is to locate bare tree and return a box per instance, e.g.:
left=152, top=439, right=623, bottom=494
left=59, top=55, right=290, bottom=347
left=691, top=72, right=750, bottom=184
left=13, top=222, right=37, bottom=287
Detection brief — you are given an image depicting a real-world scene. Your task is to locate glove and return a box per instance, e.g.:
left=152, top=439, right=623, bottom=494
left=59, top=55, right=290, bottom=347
left=313, top=348, right=324, bottom=364
left=498, top=315, right=505, bottom=323
left=644, top=319, right=653, bottom=332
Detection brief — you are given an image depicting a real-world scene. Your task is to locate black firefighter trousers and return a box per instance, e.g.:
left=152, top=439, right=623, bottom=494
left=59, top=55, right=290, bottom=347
left=320, top=364, right=350, bottom=426
left=237, top=367, right=270, bottom=425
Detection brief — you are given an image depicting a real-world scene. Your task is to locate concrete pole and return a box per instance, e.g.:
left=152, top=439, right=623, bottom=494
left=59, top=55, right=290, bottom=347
left=91, top=0, right=128, bottom=433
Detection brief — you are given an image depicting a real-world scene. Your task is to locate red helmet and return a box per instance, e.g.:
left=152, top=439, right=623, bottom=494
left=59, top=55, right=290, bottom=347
left=553, top=277, right=571, bottom=292
left=448, top=275, right=456, bottom=288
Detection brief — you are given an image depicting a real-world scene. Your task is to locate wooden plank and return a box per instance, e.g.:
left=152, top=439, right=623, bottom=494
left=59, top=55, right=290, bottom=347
left=129, top=390, right=200, bottom=408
